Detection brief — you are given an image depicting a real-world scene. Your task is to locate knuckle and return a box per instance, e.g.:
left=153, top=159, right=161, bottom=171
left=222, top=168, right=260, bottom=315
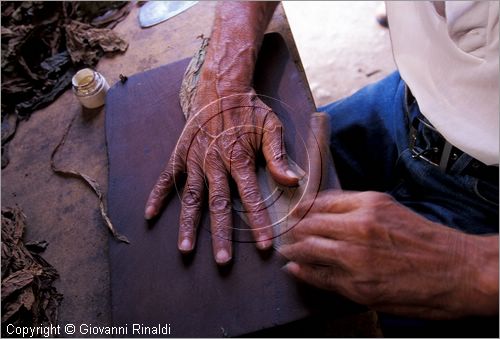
left=357, top=194, right=394, bottom=232
left=357, top=209, right=376, bottom=229
left=304, top=236, right=319, bottom=249
left=179, top=219, right=195, bottom=235
left=263, top=111, right=282, bottom=128
left=377, top=192, right=394, bottom=204
left=359, top=191, right=381, bottom=203
left=182, top=187, right=203, bottom=207
left=355, top=212, right=379, bottom=241
left=267, top=142, right=287, bottom=161
left=360, top=221, right=377, bottom=240
left=212, top=223, right=230, bottom=239
left=303, top=236, right=330, bottom=258
left=179, top=212, right=199, bottom=234
left=361, top=191, right=393, bottom=205
left=158, top=169, right=172, bottom=184
left=209, top=194, right=231, bottom=214
left=230, top=144, right=255, bottom=162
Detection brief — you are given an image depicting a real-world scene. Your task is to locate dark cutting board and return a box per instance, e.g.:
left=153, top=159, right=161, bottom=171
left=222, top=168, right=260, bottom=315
left=106, top=33, right=346, bottom=338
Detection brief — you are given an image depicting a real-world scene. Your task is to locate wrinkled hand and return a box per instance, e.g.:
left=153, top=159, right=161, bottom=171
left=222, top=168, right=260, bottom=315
left=145, top=84, right=300, bottom=265
left=281, top=191, right=498, bottom=318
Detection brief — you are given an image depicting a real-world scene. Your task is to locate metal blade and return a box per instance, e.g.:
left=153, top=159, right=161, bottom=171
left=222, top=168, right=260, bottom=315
left=139, top=1, right=198, bottom=28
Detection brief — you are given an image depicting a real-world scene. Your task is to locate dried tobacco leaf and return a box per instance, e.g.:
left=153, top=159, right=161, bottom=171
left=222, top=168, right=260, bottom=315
left=1, top=1, right=131, bottom=169
left=1, top=207, right=63, bottom=336
left=65, top=20, right=128, bottom=66
left=179, top=37, right=210, bottom=120
left=50, top=114, right=130, bottom=244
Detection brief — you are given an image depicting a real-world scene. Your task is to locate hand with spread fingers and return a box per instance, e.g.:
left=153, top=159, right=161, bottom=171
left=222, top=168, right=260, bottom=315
left=145, top=85, right=299, bottom=264
left=144, top=2, right=299, bottom=265
left=280, top=191, right=499, bottom=319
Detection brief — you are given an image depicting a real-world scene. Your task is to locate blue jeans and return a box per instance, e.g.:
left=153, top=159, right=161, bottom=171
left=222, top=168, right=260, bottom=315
left=319, top=71, right=498, bottom=337
left=320, top=71, right=498, bottom=235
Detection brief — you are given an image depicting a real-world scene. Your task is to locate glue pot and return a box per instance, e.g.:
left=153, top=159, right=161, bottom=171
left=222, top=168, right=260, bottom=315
left=72, top=68, right=109, bottom=109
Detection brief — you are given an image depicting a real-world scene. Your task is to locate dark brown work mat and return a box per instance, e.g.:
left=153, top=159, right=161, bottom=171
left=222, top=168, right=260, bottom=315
left=106, top=33, right=348, bottom=338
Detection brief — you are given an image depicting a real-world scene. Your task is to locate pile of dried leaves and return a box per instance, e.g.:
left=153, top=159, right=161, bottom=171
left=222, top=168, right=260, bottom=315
left=1, top=1, right=131, bottom=168
left=1, top=207, right=63, bottom=336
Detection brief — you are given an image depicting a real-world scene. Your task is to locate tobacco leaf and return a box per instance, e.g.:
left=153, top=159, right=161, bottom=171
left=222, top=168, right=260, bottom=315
left=65, top=20, right=128, bottom=66
left=1, top=207, right=63, bottom=335
left=179, top=37, right=210, bottom=120
left=50, top=114, right=130, bottom=244
left=25, top=240, right=49, bottom=253
left=1, top=270, right=36, bottom=302
left=90, top=3, right=132, bottom=29
left=2, top=287, right=36, bottom=323
left=73, top=2, right=130, bottom=28
left=1, top=1, right=130, bottom=169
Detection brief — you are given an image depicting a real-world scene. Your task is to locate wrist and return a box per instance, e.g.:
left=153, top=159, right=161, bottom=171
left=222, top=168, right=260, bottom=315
left=199, top=1, right=278, bottom=96
left=460, top=234, right=499, bottom=316
left=200, top=46, right=256, bottom=95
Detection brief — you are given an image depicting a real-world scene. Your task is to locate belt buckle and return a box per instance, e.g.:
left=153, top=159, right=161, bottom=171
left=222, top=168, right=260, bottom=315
left=411, top=143, right=454, bottom=171
left=411, top=146, right=440, bottom=167
left=410, top=115, right=454, bottom=171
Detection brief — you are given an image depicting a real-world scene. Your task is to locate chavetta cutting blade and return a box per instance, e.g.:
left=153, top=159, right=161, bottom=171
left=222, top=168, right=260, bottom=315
left=139, top=1, right=198, bottom=28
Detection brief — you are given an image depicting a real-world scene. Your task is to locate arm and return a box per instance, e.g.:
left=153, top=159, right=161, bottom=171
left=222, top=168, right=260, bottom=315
left=281, top=191, right=499, bottom=318
left=201, top=2, right=279, bottom=94
left=145, top=2, right=301, bottom=265
left=463, top=234, right=498, bottom=316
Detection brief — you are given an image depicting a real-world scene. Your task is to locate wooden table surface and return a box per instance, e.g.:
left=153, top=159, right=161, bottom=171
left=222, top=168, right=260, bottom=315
left=1, top=2, right=316, bottom=331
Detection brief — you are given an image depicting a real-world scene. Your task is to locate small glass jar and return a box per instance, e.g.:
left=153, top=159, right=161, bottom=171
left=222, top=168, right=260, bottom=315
left=72, top=68, right=109, bottom=109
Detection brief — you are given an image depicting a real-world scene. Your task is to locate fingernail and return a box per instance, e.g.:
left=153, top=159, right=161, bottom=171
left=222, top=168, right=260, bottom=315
left=216, top=249, right=230, bottom=264
left=144, top=206, right=156, bottom=220
left=256, top=237, right=272, bottom=250
left=282, top=262, right=299, bottom=274
left=179, top=238, right=192, bottom=252
left=286, top=169, right=299, bottom=179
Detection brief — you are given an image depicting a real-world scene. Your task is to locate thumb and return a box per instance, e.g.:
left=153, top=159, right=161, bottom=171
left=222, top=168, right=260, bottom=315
left=262, top=113, right=304, bottom=186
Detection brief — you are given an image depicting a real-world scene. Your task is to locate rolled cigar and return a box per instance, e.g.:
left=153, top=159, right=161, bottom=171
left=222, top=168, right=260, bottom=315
left=305, top=112, right=332, bottom=196
left=274, top=112, right=336, bottom=248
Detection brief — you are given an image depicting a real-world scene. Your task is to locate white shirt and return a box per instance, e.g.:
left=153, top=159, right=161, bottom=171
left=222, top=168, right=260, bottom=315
left=386, top=1, right=499, bottom=165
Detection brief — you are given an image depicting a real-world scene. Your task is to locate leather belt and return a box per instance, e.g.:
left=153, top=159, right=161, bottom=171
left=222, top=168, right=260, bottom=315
left=406, top=88, right=498, bottom=182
